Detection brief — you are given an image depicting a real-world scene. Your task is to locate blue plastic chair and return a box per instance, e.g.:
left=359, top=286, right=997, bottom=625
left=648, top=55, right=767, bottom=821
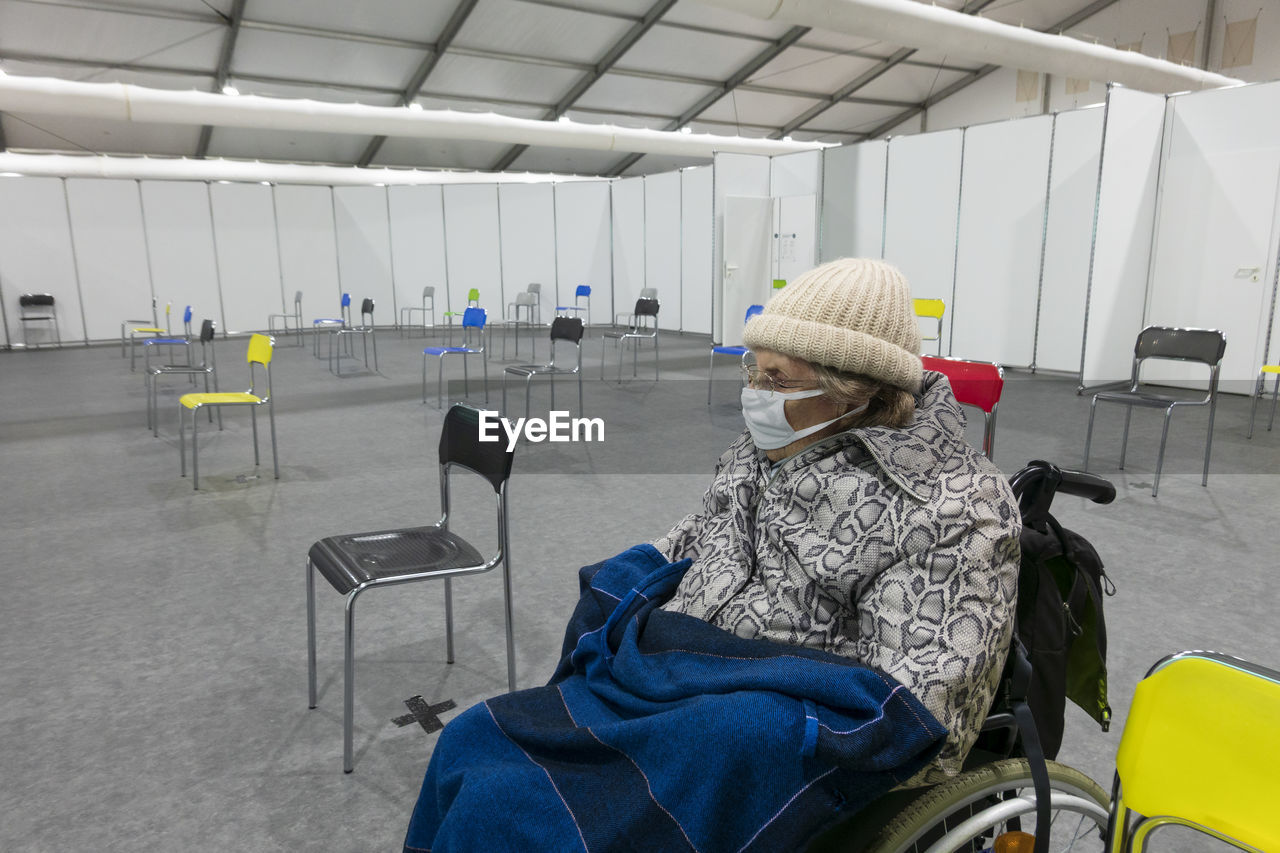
left=706, top=304, right=763, bottom=404
left=313, top=293, right=351, bottom=358
left=556, top=285, right=591, bottom=328
left=423, top=307, right=489, bottom=409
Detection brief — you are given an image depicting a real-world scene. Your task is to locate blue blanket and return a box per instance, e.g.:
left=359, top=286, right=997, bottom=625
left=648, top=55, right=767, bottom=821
left=404, top=545, right=946, bottom=852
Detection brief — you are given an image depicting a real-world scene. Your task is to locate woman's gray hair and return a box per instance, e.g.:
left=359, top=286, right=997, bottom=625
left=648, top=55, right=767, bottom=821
left=812, top=362, right=915, bottom=429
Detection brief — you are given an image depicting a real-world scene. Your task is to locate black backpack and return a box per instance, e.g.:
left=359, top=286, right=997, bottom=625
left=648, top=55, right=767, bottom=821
left=1015, top=510, right=1113, bottom=759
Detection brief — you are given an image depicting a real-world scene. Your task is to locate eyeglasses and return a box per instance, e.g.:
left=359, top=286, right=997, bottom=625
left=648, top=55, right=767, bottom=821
left=741, top=364, right=818, bottom=396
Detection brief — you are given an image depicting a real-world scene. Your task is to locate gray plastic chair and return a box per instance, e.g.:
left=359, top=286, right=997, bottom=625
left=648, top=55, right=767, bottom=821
left=1083, top=325, right=1226, bottom=497
left=268, top=290, right=304, bottom=346
left=400, top=286, right=436, bottom=337
left=306, top=403, right=516, bottom=772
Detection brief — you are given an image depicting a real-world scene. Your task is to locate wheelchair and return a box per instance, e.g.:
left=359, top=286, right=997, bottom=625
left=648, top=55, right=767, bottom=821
left=811, top=461, right=1117, bottom=853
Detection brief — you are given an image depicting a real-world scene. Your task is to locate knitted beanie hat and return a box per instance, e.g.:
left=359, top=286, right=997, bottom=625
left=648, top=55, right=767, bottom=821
left=742, top=258, right=923, bottom=392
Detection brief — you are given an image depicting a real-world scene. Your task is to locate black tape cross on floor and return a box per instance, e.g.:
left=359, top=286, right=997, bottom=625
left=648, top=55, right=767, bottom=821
left=393, top=695, right=457, bottom=733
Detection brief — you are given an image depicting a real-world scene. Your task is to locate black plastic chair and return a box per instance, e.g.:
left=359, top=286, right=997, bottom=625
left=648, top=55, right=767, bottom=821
left=503, top=316, right=585, bottom=421
left=1083, top=325, right=1226, bottom=497
left=601, top=297, right=660, bottom=382
left=328, top=297, right=377, bottom=375
left=18, top=293, right=60, bottom=348
left=306, top=403, right=517, bottom=772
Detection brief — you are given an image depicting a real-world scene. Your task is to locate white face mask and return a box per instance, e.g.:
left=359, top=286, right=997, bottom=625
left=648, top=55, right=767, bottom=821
left=740, top=387, right=867, bottom=450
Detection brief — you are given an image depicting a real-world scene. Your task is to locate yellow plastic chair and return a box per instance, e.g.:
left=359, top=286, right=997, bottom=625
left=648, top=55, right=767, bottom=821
left=1107, top=650, right=1280, bottom=852
left=178, top=333, right=278, bottom=490
left=914, top=298, right=945, bottom=355
left=1247, top=364, right=1280, bottom=439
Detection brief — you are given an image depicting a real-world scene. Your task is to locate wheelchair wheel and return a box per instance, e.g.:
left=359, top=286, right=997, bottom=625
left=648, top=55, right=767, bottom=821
left=864, top=758, right=1109, bottom=853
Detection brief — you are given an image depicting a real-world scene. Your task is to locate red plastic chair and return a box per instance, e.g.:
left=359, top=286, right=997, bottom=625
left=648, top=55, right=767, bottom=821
left=922, top=355, right=1004, bottom=460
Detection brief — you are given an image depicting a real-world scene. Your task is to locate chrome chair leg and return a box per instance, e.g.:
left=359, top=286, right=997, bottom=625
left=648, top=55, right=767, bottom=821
left=1152, top=407, right=1174, bottom=498
left=1119, top=406, right=1133, bottom=470
left=343, top=591, right=358, bottom=774
left=444, top=578, right=454, bottom=664
left=307, top=560, right=318, bottom=709
left=1083, top=397, right=1098, bottom=471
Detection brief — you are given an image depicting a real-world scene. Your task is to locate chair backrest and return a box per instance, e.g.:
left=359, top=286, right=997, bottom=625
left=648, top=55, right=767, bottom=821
left=183, top=305, right=193, bottom=324
left=341, top=292, right=351, bottom=308
left=1134, top=326, right=1226, bottom=366
left=744, top=304, right=763, bottom=323
left=20, top=293, right=55, bottom=309
left=634, top=297, right=659, bottom=318
left=1114, top=651, right=1280, bottom=852
left=360, top=298, right=375, bottom=318
left=575, top=285, right=591, bottom=298
left=639, top=287, right=658, bottom=300
left=515, top=292, right=536, bottom=307
left=922, top=355, right=1003, bottom=414
left=247, top=332, right=275, bottom=366
left=913, top=298, right=946, bottom=321
left=423, top=286, right=434, bottom=300
left=439, top=403, right=516, bottom=494
left=466, top=288, right=480, bottom=305
left=293, top=290, right=303, bottom=306
left=772, top=278, right=787, bottom=290
left=526, top=283, right=541, bottom=295
left=550, top=316, right=584, bottom=344
left=462, top=306, right=486, bottom=328
left=199, top=318, right=216, bottom=343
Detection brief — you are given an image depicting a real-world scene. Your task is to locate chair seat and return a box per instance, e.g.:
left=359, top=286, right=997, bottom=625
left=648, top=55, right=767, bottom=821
left=424, top=346, right=477, bottom=356
left=181, top=391, right=262, bottom=408
left=144, top=337, right=188, bottom=346
left=314, top=318, right=343, bottom=326
left=130, top=326, right=166, bottom=335
left=505, top=364, right=575, bottom=378
left=712, top=345, right=748, bottom=356
left=1093, top=388, right=1206, bottom=408
left=309, top=526, right=486, bottom=596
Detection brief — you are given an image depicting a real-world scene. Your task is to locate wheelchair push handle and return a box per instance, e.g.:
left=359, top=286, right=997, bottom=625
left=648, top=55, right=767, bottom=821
left=1010, top=460, right=1115, bottom=523
left=1052, top=465, right=1115, bottom=505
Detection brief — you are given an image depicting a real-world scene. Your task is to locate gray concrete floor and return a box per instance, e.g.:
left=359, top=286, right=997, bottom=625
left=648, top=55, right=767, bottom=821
left=1, top=326, right=1276, bottom=851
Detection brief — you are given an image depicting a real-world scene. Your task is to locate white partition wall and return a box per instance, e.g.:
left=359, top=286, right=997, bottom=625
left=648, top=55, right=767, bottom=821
left=209, top=182, right=283, bottom=335
left=681, top=166, right=713, bottom=336
left=65, top=178, right=155, bottom=342
left=140, top=181, right=223, bottom=335
left=1081, top=86, right=1167, bottom=387
left=554, top=181, right=611, bottom=327
left=274, top=184, right=341, bottom=322
left=1146, top=80, right=1280, bottom=388
left=0, top=177, right=85, bottom=344
left=952, top=116, right=1053, bottom=366
left=1037, top=107, right=1105, bottom=372
left=611, top=177, right=646, bottom=327
left=442, top=184, right=501, bottom=320
left=387, top=185, right=447, bottom=324
left=820, top=141, right=887, bottom=263
left=883, top=129, right=963, bottom=344
left=644, top=171, right=682, bottom=331
left=333, top=186, right=395, bottom=327
left=497, top=184, right=556, bottom=314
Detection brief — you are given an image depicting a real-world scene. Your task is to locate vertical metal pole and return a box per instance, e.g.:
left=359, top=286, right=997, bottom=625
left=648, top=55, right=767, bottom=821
left=440, top=187, right=453, bottom=317
left=1031, top=114, right=1058, bottom=372
left=495, top=184, right=506, bottom=320
left=384, top=185, right=399, bottom=330
left=205, top=181, right=230, bottom=337
left=136, top=180, right=159, bottom=317
left=1079, top=85, right=1114, bottom=392
left=552, top=182, right=561, bottom=319
left=269, top=184, right=288, bottom=319
left=948, top=130, right=966, bottom=357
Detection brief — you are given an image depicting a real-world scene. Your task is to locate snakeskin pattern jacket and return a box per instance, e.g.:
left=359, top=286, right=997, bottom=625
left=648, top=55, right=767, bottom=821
left=656, top=371, right=1021, bottom=781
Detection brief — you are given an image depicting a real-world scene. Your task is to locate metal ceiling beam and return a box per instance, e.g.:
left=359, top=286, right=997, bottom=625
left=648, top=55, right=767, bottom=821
left=489, top=0, right=677, bottom=172
left=606, top=24, right=810, bottom=176
left=357, top=0, right=478, bottom=167
left=195, top=0, right=246, bottom=159
left=773, top=0, right=997, bottom=139
left=856, top=0, right=1125, bottom=140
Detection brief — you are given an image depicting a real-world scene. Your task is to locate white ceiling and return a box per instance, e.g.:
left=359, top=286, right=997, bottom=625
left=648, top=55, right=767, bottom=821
left=0, top=0, right=1233, bottom=176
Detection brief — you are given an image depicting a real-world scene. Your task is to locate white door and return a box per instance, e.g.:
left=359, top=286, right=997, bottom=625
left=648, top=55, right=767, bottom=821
left=722, top=195, right=773, bottom=346
left=1147, top=149, right=1280, bottom=389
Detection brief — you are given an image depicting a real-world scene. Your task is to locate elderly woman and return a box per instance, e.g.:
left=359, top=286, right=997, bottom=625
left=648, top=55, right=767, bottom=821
left=405, top=258, right=1020, bottom=852
left=657, top=257, right=1021, bottom=781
